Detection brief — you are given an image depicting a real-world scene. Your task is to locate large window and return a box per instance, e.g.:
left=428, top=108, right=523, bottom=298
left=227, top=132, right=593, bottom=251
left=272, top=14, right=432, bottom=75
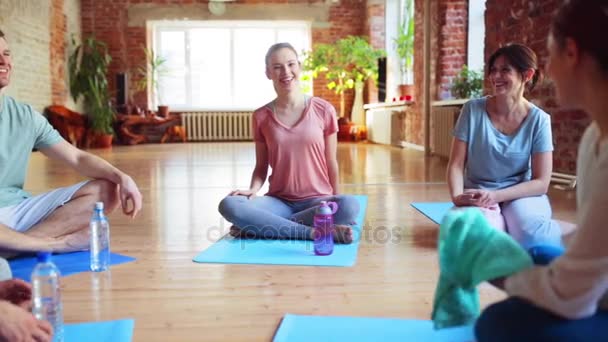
left=152, top=21, right=311, bottom=111
left=467, top=0, right=486, bottom=73
left=385, top=0, right=414, bottom=100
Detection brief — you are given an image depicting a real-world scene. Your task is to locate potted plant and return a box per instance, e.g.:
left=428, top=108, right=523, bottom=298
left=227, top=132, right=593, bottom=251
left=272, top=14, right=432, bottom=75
left=450, top=65, right=484, bottom=99
left=393, top=0, right=415, bottom=98
left=303, top=36, right=385, bottom=119
left=135, top=47, right=170, bottom=117
left=68, top=36, right=114, bottom=148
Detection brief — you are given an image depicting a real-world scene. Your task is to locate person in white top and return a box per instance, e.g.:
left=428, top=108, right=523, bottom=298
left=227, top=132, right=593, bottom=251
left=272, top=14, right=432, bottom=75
left=475, top=0, right=608, bottom=340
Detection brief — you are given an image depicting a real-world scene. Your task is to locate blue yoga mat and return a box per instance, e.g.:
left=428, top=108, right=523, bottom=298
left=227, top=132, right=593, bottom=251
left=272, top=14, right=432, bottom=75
left=411, top=202, right=455, bottom=225
left=193, top=195, right=368, bottom=267
left=65, top=319, right=134, bottom=342
left=9, top=251, right=136, bottom=281
left=273, top=314, right=474, bottom=342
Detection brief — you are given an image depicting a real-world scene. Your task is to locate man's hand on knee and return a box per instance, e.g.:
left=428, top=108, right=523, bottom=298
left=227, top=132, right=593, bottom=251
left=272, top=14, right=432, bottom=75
left=118, top=175, right=142, bottom=218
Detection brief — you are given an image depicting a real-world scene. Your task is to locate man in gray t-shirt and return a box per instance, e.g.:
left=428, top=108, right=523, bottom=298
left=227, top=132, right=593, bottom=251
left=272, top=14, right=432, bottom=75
left=0, top=29, right=142, bottom=255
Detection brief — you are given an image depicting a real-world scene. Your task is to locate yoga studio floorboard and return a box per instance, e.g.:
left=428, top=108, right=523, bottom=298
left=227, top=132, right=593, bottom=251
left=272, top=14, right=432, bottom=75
left=25, top=142, right=576, bottom=341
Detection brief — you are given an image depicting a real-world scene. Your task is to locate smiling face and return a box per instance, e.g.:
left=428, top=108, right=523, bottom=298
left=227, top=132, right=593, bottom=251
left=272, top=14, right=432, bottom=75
left=0, top=37, right=11, bottom=90
left=265, top=47, right=301, bottom=95
left=488, top=56, right=527, bottom=97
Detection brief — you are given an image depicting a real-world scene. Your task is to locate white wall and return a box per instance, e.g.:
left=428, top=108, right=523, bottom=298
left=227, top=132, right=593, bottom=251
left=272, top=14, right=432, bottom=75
left=0, top=0, right=52, bottom=112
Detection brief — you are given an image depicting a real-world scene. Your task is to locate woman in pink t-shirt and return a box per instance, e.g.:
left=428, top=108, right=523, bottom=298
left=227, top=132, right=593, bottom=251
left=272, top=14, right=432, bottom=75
left=218, top=43, right=360, bottom=243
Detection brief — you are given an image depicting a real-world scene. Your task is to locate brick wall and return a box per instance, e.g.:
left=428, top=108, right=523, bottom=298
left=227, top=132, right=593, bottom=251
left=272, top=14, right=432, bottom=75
left=0, top=0, right=52, bottom=112
left=485, top=0, right=589, bottom=174
left=50, top=0, right=67, bottom=105
left=407, top=0, right=467, bottom=147
left=81, top=0, right=366, bottom=115
left=0, top=0, right=80, bottom=112
left=436, top=0, right=468, bottom=97
left=409, top=0, right=426, bottom=146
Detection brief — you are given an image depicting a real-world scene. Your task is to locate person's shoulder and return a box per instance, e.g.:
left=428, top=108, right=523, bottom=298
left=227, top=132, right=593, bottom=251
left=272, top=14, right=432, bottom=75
left=310, top=96, right=332, bottom=107
left=465, top=97, right=487, bottom=111
left=527, top=102, right=551, bottom=124
left=252, top=102, right=273, bottom=119
left=3, top=95, right=27, bottom=109
left=2, top=95, right=36, bottom=116
left=460, top=97, right=487, bottom=122
left=309, top=96, right=336, bottom=115
left=581, top=123, right=600, bottom=152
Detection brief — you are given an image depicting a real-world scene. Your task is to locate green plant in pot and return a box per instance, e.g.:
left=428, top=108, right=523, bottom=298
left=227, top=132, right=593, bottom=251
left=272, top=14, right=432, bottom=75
left=303, top=36, right=385, bottom=118
left=68, top=36, right=114, bottom=148
left=451, top=65, right=484, bottom=99
left=135, top=47, right=169, bottom=117
left=393, top=0, right=415, bottom=98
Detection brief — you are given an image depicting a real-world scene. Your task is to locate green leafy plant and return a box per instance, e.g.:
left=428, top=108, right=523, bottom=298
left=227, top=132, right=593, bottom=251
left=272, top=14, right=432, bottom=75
left=393, top=0, right=415, bottom=84
left=134, top=47, right=169, bottom=106
left=68, top=36, right=114, bottom=135
left=451, top=65, right=484, bottom=99
left=303, top=36, right=385, bottom=117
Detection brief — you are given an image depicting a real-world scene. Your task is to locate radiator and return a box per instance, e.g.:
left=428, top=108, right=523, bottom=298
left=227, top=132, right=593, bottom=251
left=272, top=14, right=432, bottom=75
left=430, top=105, right=461, bottom=158
left=365, top=104, right=409, bottom=146
left=181, top=111, right=253, bottom=141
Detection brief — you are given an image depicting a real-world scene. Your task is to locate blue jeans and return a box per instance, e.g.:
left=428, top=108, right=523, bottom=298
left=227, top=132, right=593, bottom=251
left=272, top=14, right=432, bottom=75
left=218, top=195, right=360, bottom=240
left=501, top=195, right=563, bottom=249
left=475, top=297, right=608, bottom=342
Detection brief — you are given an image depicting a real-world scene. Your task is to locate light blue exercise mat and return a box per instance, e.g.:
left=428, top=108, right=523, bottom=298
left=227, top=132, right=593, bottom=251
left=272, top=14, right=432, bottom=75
left=411, top=202, right=455, bottom=225
left=273, top=314, right=474, bottom=342
left=65, top=319, right=134, bottom=342
left=193, top=195, right=368, bottom=267
left=9, top=251, right=136, bottom=281
left=411, top=202, right=576, bottom=232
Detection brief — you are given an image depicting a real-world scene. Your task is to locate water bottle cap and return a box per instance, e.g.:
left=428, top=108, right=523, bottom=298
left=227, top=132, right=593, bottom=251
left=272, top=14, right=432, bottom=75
left=95, top=202, right=104, bottom=210
left=316, top=201, right=332, bottom=215
left=36, top=251, right=52, bottom=263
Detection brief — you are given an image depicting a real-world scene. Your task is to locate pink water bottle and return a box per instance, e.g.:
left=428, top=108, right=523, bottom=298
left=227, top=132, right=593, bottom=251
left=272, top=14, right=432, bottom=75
left=313, top=201, right=339, bottom=256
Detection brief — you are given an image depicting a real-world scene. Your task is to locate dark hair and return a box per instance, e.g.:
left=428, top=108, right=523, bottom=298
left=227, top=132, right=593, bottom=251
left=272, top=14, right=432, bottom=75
left=552, top=0, right=608, bottom=73
left=488, top=43, right=542, bottom=92
left=0, top=29, right=4, bottom=40
left=265, top=42, right=299, bottom=68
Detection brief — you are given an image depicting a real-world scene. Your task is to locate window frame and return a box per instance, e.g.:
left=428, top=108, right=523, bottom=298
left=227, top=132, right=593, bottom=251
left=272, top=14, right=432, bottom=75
left=150, top=20, right=312, bottom=111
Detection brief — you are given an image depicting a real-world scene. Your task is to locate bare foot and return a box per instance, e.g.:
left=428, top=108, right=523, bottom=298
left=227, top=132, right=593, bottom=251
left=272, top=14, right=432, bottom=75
left=333, top=225, right=353, bottom=244
left=230, top=225, right=353, bottom=244
left=57, top=229, right=90, bottom=253
left=229, top=226, right=255, bottom=239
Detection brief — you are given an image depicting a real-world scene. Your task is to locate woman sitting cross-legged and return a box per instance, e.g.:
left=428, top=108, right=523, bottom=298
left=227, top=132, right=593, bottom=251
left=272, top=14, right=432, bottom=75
left=447, top=43, right=564, bottom=259
left=218, top=42, right=359, bottom=243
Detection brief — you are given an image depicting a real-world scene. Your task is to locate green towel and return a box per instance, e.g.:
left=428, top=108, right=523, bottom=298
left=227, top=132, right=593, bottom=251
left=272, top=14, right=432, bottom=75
left=431, top=208, right=533, bottom=329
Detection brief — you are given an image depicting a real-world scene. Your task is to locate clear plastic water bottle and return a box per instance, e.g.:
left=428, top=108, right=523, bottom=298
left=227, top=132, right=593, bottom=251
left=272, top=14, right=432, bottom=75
left=31, top=252, right=64, bottom=342
left=90, top=201, right=110, bottom=272
left=313, top=201, right=339, bottom=256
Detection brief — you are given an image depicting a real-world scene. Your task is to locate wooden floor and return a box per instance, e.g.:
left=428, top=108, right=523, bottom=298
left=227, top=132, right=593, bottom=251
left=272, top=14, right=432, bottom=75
left=25, top=142, right=577, bottom=342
